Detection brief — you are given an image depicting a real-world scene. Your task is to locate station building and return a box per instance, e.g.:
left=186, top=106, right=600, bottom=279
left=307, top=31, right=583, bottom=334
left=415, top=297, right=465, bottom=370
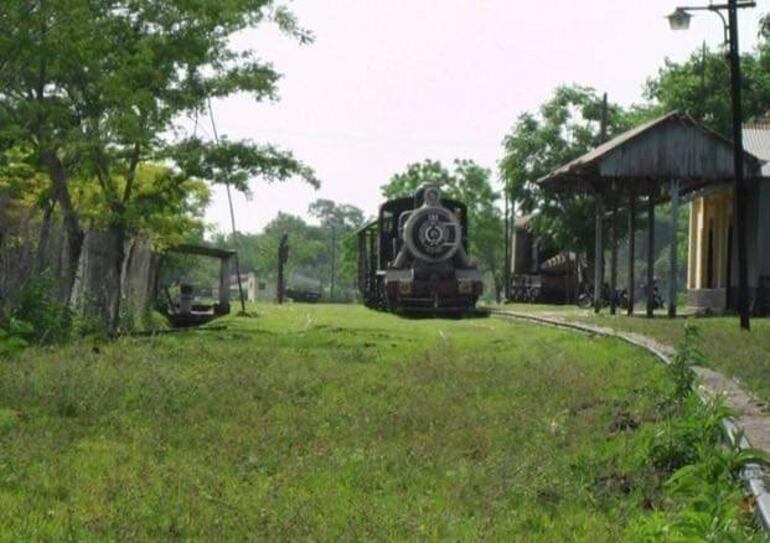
left=687, top=122, right=770, bottom=313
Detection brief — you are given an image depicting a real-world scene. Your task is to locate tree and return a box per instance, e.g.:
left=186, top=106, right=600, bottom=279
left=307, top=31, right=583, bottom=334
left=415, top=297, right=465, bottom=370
left=308, top=199, right=365, bottom=296
left=381, top=159, right=505, bottom=300
left=499, top=85, right=650, bottom=259
left=644, top=45, right=770, bottom=136
left=0, top=0, right=319, bottom=333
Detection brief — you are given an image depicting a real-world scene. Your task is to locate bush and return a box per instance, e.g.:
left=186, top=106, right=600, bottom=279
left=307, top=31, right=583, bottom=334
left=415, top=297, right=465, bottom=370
left=0, top=318, right=32, bottom=357
left=7, top=271, right=73, bottom=345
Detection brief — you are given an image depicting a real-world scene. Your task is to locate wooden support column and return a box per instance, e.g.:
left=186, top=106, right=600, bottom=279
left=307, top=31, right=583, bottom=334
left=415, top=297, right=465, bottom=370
left=610, top=191, right=619, bottom=315
left=218, top=255, right=233, bottom=315
left=646, top=185, right=656, bottom=318
left=627, top=192, right=636, bottom=315
left=594, top=191, right=604, bottom=313
left=668, top=179, right=680, bottom=318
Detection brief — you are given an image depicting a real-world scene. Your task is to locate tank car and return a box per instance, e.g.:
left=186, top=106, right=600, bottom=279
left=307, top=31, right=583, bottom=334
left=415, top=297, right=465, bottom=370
left=357, top=183, right=483, bottom=314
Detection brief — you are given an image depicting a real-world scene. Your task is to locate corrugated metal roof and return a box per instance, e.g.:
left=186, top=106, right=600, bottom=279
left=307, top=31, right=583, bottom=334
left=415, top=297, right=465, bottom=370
left=743, top=127, right=770, bottom=177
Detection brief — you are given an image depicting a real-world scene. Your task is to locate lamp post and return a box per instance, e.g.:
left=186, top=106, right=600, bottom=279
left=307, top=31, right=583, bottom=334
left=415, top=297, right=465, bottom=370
left=667, top=0, right=755, bottom=331
left=504, top=183, right=511, bottom=302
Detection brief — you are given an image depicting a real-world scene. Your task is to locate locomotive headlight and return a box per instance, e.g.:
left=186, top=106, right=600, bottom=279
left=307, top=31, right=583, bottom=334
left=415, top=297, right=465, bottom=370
left=424, top=186, right=441, bottom=206
left=458, top=281, right=473, bottom=294
left=399, top=281, right=413, bottom=295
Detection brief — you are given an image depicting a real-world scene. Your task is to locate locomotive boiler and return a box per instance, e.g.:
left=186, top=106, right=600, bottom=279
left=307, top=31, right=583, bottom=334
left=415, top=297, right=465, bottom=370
left=357, top=183, right=483, bottom=314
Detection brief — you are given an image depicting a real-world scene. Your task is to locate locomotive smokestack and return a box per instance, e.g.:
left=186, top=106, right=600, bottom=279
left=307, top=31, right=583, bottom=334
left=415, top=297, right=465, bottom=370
left=415, top=182, right=441, bottom=207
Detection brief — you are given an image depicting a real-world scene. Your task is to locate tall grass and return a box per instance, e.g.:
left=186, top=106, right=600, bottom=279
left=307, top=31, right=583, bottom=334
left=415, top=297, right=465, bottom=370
left=0, top=304, right=760, bottom=540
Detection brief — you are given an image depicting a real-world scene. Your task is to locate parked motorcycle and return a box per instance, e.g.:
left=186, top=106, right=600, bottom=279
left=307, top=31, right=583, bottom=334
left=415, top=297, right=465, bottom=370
left=577, top=282, right=629, bottom=309
left=579, top=280, right=664, bottom=310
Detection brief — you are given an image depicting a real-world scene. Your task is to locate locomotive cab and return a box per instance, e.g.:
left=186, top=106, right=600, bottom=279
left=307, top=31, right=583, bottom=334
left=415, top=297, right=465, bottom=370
left=365, top=183, right=483, bottom=313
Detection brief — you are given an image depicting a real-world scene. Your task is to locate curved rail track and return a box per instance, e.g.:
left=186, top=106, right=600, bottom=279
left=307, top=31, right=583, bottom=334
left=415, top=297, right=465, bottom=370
left=486, top=307, right=770, bottom=534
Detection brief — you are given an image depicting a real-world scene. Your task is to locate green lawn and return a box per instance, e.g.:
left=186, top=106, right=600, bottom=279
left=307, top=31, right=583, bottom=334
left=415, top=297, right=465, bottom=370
left=0, top=304, right=757, bottom=540
left=491, top=302, right=770, bottom=403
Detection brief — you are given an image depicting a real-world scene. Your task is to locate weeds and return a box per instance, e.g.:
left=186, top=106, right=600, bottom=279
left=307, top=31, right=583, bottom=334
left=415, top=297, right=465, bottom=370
left=629, top=324, right=765, bottom=542
left=669, top=323, right=704, bottom=408
left=0, top=305, right=763, bottom=540
left=0, top=303, right=687, bottom=540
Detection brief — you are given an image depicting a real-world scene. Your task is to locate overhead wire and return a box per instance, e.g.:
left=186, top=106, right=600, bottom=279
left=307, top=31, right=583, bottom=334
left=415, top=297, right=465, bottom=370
left=207, top=95, right=247, bottom=313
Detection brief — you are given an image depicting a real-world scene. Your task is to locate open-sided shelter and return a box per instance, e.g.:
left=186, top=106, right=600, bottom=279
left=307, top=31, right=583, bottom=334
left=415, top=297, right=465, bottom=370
left=537, top=111, right=764, bottom=317
left=159, top=244, right=236, bottom=327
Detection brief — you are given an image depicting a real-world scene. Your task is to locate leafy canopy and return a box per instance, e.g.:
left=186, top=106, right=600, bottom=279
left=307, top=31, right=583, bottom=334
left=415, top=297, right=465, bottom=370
left=644, top=45, right=770, bottom=136
left=500, top=85, right=651, bottom=255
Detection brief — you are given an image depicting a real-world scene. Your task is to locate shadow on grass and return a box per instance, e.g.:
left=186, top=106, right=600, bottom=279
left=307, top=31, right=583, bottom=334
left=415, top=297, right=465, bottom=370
left=397, top=308, right=490, bottom=320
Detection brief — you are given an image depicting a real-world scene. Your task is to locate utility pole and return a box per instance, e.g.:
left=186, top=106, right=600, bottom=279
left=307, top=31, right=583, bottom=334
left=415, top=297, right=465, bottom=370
left=207, top=96, right=246, bottom=313
left=277, top=233, right=289, bottom=304
left=667, top=0, right=755, bottom=329
left=727, top=0, right=750, bottom=330
left=330, top=225, right=336, bottom=303
left=504, top=186, right=511, bottom=302
left=593, top=93, right=609, bottom=314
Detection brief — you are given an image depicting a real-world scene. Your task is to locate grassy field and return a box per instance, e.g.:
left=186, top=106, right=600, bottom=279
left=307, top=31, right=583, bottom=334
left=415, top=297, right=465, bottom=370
left=491, top=302, right=770, bottom=403
left=0, top=304, right=758, bottom=540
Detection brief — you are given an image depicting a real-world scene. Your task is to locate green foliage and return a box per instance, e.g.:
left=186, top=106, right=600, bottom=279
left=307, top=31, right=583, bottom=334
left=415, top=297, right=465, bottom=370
left=647, top=396, right=729, bottom=474
left=9, top=272, right=73, bottom=345
left=500, top=85, right=654, bottom=256
left=670, top=324, right=704, bottom=407
left=0, top=303, right=708, bottom=539
left=645, top=45, right=770, bottom=136
left=0, top=304, right=758, bottom=538
left=0, top=319, right=32, bottom=357
left=634, top=398, right=762, bottom=542
left=169, top=138, right=319, bottom=194
left=308, top=198, right=365, bottom=294
left=0, top=0, right=319, bottom=332
left=212, top=199, right=365, bottom=299
left=381, top=159, right=505, bottom=299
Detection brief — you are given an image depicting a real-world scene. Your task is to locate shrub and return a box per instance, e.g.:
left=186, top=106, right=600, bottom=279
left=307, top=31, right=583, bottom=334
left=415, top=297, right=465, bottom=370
left=0, top=318, right=32, bottom=357
left=11, top=271, right=73, bottom=344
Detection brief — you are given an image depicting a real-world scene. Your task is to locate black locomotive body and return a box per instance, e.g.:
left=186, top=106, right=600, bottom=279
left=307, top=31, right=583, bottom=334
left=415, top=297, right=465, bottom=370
left=357, top=183, right=483, bottom=314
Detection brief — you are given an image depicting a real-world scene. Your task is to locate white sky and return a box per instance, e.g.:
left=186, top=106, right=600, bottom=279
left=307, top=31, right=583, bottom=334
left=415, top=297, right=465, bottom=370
left=201, top=0, right=769, bottom=235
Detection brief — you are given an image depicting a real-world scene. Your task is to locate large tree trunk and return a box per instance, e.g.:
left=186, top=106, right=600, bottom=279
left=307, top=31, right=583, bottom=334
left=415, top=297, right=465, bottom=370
left=34, top=200, right=55, bottom=274
left=104, top=223, right=127, bottom=336
left=46, top=152, right=84, bottom=304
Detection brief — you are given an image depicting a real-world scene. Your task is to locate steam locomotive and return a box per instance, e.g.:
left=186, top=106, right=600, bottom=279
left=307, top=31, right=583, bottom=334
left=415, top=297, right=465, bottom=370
left=357, top=183, right=483, bottom=314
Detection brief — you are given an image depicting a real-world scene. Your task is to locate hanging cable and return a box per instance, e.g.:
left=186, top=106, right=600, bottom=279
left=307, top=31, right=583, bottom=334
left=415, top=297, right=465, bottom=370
left=207, top=96, right=247, bottom=313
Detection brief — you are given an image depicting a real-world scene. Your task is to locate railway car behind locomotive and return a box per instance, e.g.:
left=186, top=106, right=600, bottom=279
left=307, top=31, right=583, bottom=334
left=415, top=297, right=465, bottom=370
left=509, top=214, right=586, bottom=304
left=357, top=183, right=483, bottom=314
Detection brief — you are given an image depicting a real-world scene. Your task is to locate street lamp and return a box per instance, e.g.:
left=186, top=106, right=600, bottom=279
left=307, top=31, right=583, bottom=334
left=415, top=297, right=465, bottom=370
left=667, top=8, right=693, bottom=30
left=667, top=0, right=756, bottom=331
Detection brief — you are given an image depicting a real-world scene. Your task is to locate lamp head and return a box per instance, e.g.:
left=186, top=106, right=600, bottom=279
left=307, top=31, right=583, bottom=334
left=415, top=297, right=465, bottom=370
left=667, top=8, right=692, bottom=30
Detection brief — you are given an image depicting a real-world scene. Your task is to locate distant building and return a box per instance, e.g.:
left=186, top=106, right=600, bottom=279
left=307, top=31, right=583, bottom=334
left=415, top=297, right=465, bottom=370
left=227, top=272, right=275, bottom=302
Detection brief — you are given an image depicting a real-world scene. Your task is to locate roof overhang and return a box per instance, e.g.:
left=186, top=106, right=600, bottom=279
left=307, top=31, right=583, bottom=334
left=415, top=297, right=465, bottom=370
left=537, top=112, right=764, bottom=194
left=168, top=244, right=236, bottom=259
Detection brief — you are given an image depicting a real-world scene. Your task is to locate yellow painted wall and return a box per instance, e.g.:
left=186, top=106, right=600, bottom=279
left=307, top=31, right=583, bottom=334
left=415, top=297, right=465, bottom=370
left=688, top=190, right=734, bottom=290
